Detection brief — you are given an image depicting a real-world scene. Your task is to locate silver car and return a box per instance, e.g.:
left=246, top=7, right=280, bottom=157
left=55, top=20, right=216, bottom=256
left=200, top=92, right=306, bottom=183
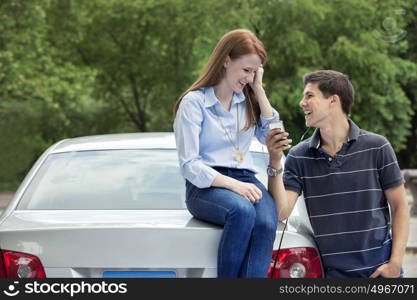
left=0, top=133, right=323, bottom=278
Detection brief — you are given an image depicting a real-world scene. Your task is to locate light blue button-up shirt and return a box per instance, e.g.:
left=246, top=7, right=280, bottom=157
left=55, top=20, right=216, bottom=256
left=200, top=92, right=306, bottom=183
left=174, top=86, right=279, bottom=188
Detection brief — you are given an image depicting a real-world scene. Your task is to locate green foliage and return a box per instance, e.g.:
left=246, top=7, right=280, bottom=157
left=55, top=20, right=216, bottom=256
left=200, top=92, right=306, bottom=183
left=0, top=0, right=101, bottom=183
left=0, top=0, right=416, bottom=190
left=397, top=3, right=417, bottom=168
left=44, top=0, right=252, bottom=132
left=259, top=0, right=415, bottom=151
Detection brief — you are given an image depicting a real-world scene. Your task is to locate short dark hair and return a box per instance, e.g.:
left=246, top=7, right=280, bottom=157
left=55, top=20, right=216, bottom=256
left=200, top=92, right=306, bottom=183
left=303, top=70, right=354, bottom=115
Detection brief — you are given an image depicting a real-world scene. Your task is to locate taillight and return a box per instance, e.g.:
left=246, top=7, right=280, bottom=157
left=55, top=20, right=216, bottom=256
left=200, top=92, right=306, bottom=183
left=0, top=250, right=46, bottom=278
left=0, top=250, right=6, bottom=278
left=268, top=247, right=323, bottom=278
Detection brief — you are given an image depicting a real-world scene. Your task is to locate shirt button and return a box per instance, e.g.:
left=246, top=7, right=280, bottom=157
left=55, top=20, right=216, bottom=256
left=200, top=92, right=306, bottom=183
left=328, top=157, right=333, bottom=161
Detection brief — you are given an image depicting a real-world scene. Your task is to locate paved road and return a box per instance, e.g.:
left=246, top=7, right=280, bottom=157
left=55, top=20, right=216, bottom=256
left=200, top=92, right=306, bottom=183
left=0, top=192, right=416, bottom=277
left=404, top=252, right=417, bottom=277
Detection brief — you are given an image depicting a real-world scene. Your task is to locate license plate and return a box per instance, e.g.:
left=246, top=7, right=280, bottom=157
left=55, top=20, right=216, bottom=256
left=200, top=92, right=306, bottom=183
left=103, top=271, right=176, bottom=278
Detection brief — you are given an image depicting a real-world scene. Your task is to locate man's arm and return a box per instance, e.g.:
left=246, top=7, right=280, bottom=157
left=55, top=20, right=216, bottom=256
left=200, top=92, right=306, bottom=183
left=370, top=184, right=410, bottom=278
left=266, top=129, right=299, bottom=221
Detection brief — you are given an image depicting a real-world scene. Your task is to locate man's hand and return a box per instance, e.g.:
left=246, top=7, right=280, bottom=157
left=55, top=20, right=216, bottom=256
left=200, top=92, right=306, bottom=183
left=369, top=261, right=402, bottom=278
left=266, top=128, right=292, bottom=166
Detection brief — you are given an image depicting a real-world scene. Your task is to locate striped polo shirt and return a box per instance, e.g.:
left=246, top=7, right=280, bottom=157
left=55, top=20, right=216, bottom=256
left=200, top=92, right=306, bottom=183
left=284, top=119, right=404, bottom=278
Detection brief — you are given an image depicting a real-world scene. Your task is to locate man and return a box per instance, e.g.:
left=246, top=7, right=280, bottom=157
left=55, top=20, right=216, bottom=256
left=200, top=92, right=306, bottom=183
left=266, top=70, right=409, bottom=278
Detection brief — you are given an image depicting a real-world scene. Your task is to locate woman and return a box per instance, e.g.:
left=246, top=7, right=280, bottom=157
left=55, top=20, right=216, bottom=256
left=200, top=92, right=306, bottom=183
left=173, top=29, right=279, bottom=278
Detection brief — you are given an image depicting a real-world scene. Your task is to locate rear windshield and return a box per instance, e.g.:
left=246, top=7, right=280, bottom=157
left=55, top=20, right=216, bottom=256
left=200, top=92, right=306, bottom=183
left=17, top=149, right=269, bottom=210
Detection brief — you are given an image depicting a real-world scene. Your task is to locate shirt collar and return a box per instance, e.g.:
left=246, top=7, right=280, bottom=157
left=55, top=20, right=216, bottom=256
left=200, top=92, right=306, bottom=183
left=346, top=119, right=360, bottom=142
left=309, top=118, right=360, bottom=149
left=204, top=86, right=245, bottom=108
left=309, top=128, right=321, bottom=149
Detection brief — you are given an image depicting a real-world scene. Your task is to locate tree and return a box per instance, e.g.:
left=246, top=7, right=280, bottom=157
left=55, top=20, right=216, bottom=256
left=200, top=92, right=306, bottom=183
left=257, top=0, right=415, bottom=157
left=1, top=0, right=416, bottom=191
left=397, top=3, right=417, bottom=168
left=45, top=0, right=252, bottom=132
left=0, top=0, right=98, bottom=187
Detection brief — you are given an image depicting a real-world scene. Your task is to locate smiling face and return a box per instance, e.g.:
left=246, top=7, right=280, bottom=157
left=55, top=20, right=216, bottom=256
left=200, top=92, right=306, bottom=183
left=223, top=54, right=262, bottom=93
left=300, top=83, right=333, bottom=128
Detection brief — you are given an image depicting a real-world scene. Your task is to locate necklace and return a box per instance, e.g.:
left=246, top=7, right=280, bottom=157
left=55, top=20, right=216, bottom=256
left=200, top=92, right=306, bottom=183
left=213, top=104, right=243, bottom=163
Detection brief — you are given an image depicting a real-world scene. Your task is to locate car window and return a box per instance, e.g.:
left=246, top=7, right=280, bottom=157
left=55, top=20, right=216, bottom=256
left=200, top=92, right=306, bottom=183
left=17, top=149, right=269, bottom=210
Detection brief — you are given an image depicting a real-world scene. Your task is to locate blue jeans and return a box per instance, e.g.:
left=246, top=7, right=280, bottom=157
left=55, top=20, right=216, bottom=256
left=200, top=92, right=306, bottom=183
left=185, top=167, right=278, bottom=278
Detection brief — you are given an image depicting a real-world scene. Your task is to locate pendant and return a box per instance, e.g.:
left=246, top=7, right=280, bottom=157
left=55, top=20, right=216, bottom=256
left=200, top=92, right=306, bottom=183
left=236, top=151, right=244, bottom=163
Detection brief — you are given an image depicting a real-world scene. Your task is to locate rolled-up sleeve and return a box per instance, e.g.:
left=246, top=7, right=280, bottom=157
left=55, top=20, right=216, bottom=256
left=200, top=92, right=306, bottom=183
left=173, top=96, right=220, bottom=188
left=255, top=108, right=280, bottom=144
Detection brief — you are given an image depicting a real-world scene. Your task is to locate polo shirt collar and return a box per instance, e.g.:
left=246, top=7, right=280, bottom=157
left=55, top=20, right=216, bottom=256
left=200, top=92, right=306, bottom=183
left=308, top=119, right=360, bottom=149
left=204, top=86, right=245, bottom=108
left=347, top=119, right=360, bottom=142
left=309, top=128, right=321, bottom=149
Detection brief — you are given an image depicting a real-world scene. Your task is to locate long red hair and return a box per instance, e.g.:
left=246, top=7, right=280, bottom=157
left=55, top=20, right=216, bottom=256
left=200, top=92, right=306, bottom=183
left=173, top=29, right=267, bottom=130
